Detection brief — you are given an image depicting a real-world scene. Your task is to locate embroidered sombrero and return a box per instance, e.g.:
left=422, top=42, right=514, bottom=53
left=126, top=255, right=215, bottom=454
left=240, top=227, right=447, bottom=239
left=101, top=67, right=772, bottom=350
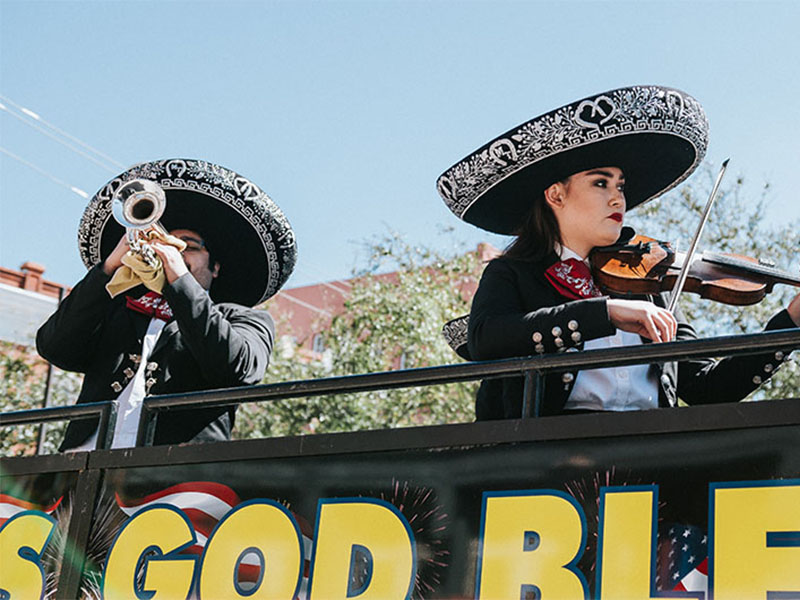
left=436, top=85, right=709, bottom=234
left=78, top=158, right=297, bottom=306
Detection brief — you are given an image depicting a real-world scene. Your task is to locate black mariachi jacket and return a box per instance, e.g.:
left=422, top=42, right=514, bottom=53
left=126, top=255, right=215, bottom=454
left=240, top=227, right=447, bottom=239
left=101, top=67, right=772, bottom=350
left=468, top=254, right=796, bottom=420
left=36, top=265, right=274, bottom=450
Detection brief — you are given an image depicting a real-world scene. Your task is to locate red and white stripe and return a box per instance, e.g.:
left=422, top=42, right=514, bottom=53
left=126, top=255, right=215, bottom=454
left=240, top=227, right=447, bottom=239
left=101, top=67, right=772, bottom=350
left=0, top=493, right=62, bottom=527
left=116, top=481, right=240, bottom=557
left=673, top=557, right=708, bottom=596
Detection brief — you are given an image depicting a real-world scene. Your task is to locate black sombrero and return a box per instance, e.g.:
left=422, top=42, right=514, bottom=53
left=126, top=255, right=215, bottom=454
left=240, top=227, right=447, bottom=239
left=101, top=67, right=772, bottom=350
left=436, top=85, right=709, bottom=234
left=78, top=158, right=297, bottom=306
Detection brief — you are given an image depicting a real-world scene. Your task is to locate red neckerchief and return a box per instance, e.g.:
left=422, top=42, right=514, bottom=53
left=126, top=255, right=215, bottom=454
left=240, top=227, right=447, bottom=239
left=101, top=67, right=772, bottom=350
left=544, top=258, right=603, bottom=300
left=125, top=291, right=174, bottom=321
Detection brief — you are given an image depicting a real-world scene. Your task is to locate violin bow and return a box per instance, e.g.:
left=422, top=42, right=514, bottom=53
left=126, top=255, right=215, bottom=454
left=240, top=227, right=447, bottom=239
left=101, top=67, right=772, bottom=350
left=667, top=159, right=730, bottom=314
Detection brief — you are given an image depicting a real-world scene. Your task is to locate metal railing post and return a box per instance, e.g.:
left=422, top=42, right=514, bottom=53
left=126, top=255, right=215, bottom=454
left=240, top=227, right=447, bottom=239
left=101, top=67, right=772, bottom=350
left=95, top=401, right=118, bottom=450
left=521, top=371, right=534, bottom=418
left=53, top=467, right=104, bottom=600
left=533, top=372, right=544, bottom=418
left=521, top=371, right=546, bottom=419
left=135, top=404, right=155, bottom=447
left=37, top=287, right=66, bottom=454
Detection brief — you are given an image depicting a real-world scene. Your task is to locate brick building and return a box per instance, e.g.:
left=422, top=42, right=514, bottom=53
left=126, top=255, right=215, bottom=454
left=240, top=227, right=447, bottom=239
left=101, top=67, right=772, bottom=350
left=264, top=242, right=500, bottom=356
left=0, top=262, right=69, bottom=346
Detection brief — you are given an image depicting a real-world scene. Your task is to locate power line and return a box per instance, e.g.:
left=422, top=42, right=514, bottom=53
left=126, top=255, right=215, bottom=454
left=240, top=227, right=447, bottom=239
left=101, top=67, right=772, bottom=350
left=0, top=94, right=357, bottom=294
left=0, top=94, right=125, bottom=172
left=0, top=146, right=89, bottom=198
left=0, top=101, right=119, bottom=174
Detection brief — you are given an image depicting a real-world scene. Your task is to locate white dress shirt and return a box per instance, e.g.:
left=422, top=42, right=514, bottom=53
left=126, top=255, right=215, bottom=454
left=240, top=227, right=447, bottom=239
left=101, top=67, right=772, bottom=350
left=65, top=318, right=166, bottom=451
left=557, top=245, right=661, bottom=411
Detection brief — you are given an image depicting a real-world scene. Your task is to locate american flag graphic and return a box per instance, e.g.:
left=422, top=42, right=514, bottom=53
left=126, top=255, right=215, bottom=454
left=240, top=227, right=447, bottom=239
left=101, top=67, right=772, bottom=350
left=0, top=493, right=62, bottom=527
left=115, top=481, right=312, bottom=598
left=658, top=522, right=708, bottom=598
left=674, top=558, right=708, bottom=594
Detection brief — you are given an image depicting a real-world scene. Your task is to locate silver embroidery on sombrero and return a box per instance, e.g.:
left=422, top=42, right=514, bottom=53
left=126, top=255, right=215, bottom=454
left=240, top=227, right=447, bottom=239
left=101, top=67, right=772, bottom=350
left=78, top=159, right=296, bottom=302
left=436, top=86, right=707, bottom=218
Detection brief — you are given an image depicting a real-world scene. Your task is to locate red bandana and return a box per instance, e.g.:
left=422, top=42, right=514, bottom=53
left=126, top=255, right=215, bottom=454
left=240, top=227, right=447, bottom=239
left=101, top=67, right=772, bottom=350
left=126, top=291, right=174, bottom=321
left=544, top=258, right=603, bottom=300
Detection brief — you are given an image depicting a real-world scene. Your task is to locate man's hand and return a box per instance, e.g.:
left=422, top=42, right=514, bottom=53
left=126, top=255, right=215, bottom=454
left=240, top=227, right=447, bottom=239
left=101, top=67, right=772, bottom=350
left=607, top=299, right=678, bottom=343
left=150, top=241, right=188, bottom=284
left=102, top=235, right=131, bottom=276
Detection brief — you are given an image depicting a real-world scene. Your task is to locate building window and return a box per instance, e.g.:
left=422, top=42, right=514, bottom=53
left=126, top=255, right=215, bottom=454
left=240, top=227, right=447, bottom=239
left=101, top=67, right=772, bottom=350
left=312, top=333, right=325, bottom=354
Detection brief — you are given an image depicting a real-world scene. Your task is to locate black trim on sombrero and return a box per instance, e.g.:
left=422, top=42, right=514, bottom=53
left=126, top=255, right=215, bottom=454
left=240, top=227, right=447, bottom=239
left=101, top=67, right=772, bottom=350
left=436, top=85, right=708, bottom=234
left=78, top=159, right=296, bottom=307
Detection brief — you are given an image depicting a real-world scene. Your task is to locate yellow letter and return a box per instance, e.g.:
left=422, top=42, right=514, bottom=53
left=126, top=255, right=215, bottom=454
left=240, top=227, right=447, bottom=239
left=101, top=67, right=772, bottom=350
left=476, top=490, right=587, bottom=599
left=199, top=500, right=304, bottom=599
left=596, top=486, right=659, bottom=599
left=103, top=506, right=197, bottom=599
left=713, top=481, right=800, bottom=599
left=0, top=512, right=55, bottom=600
left=308, top=499, right=415, bottom=599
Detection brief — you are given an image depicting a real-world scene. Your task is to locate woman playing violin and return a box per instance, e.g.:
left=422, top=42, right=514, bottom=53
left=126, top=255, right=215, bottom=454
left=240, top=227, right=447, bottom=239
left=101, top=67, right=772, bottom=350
left=436, top=85, right=800, bottom=419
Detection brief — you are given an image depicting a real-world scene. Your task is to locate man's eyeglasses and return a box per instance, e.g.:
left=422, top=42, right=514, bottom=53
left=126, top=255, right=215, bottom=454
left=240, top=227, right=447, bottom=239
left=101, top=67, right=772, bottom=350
left=178, top=236, right=207, bottom=253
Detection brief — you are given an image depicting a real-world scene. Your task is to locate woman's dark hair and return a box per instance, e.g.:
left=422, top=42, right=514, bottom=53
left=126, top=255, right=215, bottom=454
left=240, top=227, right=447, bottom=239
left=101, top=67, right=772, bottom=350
left=503, top=178, right=567, bottom=261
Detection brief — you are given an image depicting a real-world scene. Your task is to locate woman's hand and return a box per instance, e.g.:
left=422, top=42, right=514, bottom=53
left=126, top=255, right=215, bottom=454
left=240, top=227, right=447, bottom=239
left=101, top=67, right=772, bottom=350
left=787, top=293, right=800, bottom=327
left=606, top=299, right=677, bottom=342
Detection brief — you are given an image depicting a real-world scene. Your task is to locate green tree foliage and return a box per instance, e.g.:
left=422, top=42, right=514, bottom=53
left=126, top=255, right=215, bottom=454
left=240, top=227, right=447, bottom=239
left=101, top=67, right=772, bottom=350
left=626, top=163, right=800, bottom=399
left=235, top=232, right=483, bottom=439
left=0, top=342, right=79, bottom=456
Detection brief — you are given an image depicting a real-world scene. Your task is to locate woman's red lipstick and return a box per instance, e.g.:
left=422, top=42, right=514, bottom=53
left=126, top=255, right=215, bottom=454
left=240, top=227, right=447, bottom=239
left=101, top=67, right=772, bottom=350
left=608, top=212, right=623, bottom=222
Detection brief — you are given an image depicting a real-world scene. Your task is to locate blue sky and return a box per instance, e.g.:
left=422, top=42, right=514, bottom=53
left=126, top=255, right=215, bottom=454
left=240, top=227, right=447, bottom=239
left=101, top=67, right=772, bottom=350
left=2, top=0, right=799, bottom=290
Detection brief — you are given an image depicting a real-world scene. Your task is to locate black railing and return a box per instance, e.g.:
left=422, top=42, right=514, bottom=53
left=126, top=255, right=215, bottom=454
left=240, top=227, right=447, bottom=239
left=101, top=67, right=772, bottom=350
left=135, top=328, right=799, bottom=445
left=2, top=328, right=799, bottom=451
left=0, top=400, right=118, bottom=450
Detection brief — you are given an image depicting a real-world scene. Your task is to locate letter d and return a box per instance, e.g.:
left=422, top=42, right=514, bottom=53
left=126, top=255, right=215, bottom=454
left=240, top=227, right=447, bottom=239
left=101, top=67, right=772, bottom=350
left=308, top=499, right=415, bottom=599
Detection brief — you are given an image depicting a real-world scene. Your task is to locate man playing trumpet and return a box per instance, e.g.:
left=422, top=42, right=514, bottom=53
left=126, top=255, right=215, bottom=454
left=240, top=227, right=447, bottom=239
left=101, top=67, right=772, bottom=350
left=36, top=159, right=297, bottom=451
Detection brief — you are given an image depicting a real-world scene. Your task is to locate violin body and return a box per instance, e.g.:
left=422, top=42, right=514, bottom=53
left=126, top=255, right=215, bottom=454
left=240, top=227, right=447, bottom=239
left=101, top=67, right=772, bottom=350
left=591, top=235, right=800, bottom=306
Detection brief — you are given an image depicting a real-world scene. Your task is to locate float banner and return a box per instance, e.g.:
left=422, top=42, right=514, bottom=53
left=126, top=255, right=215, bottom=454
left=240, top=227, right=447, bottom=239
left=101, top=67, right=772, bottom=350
left=2, top=425, right=799, bottom=598
left=0, top=470, right=77, bottom=598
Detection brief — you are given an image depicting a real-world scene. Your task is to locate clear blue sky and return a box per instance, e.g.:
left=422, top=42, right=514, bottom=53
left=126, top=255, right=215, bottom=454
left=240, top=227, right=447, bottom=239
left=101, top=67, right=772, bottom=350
left=2, top=0, right=799, bottom=289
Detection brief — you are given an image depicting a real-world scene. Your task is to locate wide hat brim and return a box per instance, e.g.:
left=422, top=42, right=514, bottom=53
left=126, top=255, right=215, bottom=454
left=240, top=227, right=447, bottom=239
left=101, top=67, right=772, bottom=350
left=437, top=85, right=709, bottom=234
left=79, top=158, right=297, bottom=306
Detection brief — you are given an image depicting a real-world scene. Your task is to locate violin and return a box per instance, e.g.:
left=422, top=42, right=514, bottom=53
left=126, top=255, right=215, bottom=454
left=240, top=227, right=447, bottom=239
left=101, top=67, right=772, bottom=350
left=590, top=234, right=800, bottom=306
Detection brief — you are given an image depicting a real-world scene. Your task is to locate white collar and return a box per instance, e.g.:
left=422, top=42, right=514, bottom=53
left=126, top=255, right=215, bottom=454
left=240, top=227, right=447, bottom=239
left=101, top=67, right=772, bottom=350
left=555, top=243, right=589, bottom=265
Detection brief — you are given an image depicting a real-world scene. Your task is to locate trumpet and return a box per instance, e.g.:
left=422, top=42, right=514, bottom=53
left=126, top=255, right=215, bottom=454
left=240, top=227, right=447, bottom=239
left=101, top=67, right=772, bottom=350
left=111, top=179, right=169, bottom=267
